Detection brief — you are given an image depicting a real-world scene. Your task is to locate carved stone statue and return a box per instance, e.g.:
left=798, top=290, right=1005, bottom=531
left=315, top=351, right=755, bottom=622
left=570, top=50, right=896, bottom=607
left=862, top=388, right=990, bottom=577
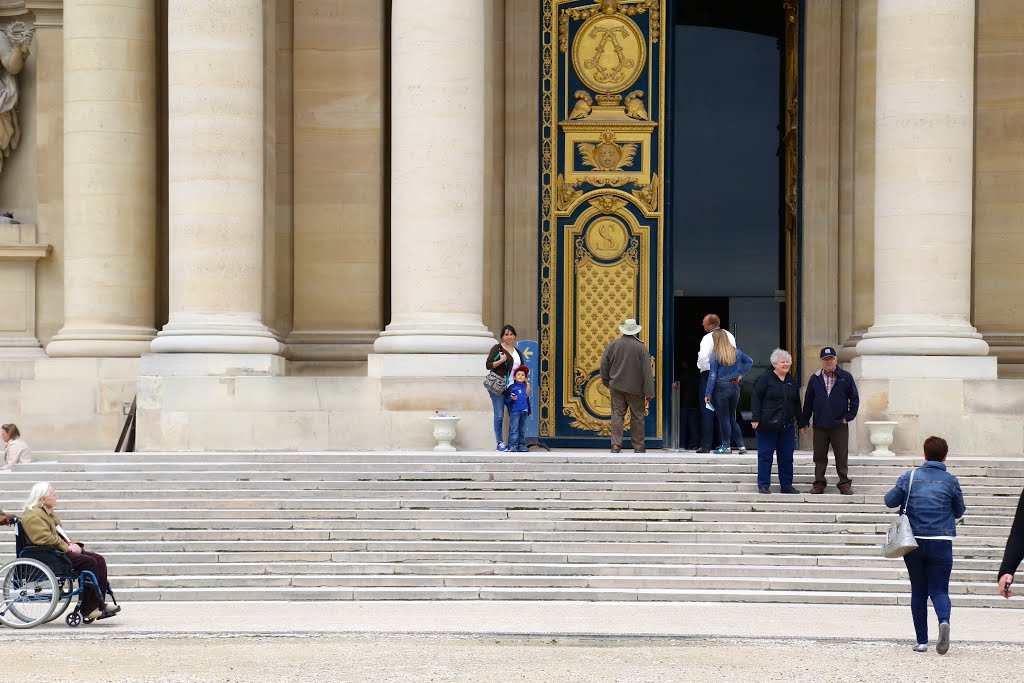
left=0, top=21, right=32, bottom=176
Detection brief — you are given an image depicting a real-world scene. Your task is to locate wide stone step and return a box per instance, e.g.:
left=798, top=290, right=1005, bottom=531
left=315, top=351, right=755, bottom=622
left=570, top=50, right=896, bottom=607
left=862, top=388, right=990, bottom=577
left=86, top=585, right=1024, bottom=607
left=0, top=450, right=1016, bottom=606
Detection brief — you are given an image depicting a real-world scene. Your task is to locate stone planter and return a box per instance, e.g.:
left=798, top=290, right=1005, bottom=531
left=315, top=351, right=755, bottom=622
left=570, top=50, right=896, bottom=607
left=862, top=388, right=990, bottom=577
left=429, top=415, right=461, bottom=452
left=864, top=421, right=898, bottom=456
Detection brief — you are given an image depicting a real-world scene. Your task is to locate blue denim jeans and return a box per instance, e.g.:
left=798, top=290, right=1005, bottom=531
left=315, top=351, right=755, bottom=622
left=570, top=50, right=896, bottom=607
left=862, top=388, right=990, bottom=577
left=755, top=423, right=795, bottom=488
left=508, top=411, right=528, bottom=448
left=903, top=538, right=953, bottom=645
left=712, top=381, right=740, bottom=448
left=488, top=390, right=507, bottom=444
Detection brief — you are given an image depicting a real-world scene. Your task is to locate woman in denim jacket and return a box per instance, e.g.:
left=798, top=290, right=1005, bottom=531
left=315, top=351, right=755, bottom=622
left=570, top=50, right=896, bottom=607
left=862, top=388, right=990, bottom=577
left=884, top=436, right=966, bottom=655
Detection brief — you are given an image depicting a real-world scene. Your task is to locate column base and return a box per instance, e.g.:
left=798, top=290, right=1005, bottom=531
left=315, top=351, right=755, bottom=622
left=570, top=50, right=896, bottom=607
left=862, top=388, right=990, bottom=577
left=150, top=314, right=284, bottom=355
left=373, top=324, right=495, bottom=355
left=286, top=330, right=379, bottom=361
left=856, top=319, right=989, bottom=357
left=46, top=325, right=157, bottom=358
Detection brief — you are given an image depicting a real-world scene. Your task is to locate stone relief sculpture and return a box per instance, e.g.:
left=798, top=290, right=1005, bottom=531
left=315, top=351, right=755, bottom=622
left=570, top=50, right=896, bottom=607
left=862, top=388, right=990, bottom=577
left=0, top=20, right=32, bottom=176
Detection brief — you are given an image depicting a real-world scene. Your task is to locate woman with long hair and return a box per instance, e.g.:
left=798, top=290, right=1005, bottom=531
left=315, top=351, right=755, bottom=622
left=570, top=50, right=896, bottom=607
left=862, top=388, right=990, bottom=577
left=703, top=329, right=752, bottom=454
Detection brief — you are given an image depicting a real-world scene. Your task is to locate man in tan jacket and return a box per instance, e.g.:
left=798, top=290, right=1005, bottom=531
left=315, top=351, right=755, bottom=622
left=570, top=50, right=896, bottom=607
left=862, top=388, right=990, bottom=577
left=600, top=318, right=655, bottom=453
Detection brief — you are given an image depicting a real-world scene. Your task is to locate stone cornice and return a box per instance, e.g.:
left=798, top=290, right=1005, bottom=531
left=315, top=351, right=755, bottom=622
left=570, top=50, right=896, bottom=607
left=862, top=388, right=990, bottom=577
left=0, top=243, right=50, bottom=260
left=25, top=0, right=60, bottom=27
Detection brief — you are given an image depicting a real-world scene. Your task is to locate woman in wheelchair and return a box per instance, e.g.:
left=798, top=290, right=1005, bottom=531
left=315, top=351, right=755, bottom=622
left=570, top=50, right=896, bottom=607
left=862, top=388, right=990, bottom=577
left=20, top=482, right=120, bottom=620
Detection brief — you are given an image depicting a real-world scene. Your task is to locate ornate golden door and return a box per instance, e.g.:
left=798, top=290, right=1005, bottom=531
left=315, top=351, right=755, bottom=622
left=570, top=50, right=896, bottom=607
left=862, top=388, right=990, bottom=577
left=539, top=0, right=665, bottom=444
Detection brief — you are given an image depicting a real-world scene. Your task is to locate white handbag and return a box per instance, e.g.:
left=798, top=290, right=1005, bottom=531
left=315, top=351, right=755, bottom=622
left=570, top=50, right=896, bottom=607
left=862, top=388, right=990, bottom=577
left=882, top=469, right=919, bottom=558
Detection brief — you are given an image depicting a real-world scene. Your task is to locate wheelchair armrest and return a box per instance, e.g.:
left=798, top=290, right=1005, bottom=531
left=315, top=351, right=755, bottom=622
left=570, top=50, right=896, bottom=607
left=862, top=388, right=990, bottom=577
left=19, top=545, right=75, bottom=576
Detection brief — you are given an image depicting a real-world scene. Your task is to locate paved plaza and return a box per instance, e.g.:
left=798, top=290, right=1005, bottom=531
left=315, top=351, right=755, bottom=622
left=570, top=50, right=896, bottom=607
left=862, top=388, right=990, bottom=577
left=6, top=601, right=1024, bottom=682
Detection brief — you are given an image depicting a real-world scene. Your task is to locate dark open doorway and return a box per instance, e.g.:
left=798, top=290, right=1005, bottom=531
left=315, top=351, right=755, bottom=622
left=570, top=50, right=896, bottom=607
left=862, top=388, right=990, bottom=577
left=667, top=0, right=797, bottom=449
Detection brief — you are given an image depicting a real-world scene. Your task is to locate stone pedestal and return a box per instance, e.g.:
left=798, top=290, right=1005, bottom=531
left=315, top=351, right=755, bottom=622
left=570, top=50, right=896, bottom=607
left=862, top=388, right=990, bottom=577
left=0, top=223, right=48, bottom=355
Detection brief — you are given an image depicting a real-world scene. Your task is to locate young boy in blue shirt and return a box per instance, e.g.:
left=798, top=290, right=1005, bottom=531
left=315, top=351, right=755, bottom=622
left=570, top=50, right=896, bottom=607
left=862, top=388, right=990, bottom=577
left=504, top=367, right=531, bottom=452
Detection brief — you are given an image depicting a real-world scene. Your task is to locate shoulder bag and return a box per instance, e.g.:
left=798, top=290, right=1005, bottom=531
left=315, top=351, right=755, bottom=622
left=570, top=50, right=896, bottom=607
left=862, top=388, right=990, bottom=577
left=483, top=371, right=507, bottom=396
left=882, top=469, right=919, bottom=558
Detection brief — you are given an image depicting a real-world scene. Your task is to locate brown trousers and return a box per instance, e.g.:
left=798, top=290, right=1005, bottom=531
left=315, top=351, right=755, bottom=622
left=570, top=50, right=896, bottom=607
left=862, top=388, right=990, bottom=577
left=610, top=389, right=646, bottom=449
left=68, top=550, right=109, bottom=614
left=812, top=423, right=851, bottom=488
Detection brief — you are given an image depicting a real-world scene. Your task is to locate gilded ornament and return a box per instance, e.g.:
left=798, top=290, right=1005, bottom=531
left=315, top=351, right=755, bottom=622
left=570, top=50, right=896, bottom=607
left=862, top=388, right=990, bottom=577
left=572, top=12, right=646, bottom=94
left=584, top=376, right=612, bottom=418
left=578, top=131, right=637, bottom=172
left=569, top=90, right=593, bottom=120
left=590, top=196, right=627, bottom=214
left=623, top=90, right=649, bottom=120
left=631, top=173, right=660, bottom=212
left=585, top=217, right=629, bottom=260
left=555, top=174, right=582, bottom=211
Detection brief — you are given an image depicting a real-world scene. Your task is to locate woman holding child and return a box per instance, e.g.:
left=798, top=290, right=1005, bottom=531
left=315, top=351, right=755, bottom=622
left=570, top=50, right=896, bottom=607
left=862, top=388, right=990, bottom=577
left=484, top=324, right=527, bottom=452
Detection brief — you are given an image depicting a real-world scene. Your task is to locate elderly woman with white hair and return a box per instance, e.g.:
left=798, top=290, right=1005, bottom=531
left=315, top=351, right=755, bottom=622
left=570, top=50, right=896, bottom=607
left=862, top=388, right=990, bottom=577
left=750, top=348, right=808, bottom=494
left=19, top=481, right=120, bottom=620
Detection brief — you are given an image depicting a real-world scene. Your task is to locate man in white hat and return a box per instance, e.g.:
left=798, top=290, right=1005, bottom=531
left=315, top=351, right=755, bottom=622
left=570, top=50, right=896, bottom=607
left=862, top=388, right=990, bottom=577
left=600, top=318, right=655, bottom=453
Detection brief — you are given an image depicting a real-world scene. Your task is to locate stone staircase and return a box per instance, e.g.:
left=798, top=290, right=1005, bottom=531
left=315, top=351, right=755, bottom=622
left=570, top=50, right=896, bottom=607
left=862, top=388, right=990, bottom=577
left=0, top=451, right=1020, bottom=606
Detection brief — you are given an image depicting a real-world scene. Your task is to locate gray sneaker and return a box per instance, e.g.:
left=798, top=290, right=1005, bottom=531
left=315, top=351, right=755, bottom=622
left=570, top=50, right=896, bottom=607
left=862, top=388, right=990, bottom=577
left=936, top=622, right=950, bottom=655
left=911, top=644, right=927, bottom=653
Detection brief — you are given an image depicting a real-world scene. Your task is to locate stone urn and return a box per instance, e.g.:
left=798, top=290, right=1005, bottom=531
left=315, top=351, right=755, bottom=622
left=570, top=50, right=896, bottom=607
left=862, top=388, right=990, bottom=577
left=864, top=421, right=898, bottom=456
left=429, top=415, right=461, bottom=452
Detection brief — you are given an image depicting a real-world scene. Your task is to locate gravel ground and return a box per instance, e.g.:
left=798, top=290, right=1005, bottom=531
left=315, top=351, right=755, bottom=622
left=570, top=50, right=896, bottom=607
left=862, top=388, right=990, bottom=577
left=6, top=634, right=1023, bottom=683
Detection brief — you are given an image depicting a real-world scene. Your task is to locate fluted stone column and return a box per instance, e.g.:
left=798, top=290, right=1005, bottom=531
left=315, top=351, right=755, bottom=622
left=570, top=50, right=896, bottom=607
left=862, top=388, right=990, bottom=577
left=856, top=0, right=987, bottom=359
left=46, top=0, right=157, bottom=357
left=150, top=0, right=282, bottom=356
left=371, top=0, right=494, bottom=366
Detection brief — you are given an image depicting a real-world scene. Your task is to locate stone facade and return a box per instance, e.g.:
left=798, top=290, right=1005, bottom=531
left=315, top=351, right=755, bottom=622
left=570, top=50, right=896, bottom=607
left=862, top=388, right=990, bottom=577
left=0, top=0, right=1019, bottom=454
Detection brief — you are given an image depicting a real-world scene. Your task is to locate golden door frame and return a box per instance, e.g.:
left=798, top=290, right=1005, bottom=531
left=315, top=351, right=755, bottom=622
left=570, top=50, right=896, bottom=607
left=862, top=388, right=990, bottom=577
left=540, top=0, right=801, bottom=441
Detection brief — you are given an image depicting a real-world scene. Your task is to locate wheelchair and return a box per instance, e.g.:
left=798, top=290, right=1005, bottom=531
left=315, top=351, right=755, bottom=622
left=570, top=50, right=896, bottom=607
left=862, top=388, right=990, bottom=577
left=0, top=518, right=118, bottom=629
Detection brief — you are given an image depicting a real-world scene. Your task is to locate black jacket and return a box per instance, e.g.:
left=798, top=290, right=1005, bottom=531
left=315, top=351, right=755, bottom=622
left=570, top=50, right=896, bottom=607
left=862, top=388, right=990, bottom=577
left=751, top=371, right=806, bottom=431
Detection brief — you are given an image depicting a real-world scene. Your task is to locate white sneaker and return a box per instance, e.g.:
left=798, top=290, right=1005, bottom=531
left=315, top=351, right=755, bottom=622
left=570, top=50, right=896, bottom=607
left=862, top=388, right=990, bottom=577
left=911, top=644, right=927, bottom=653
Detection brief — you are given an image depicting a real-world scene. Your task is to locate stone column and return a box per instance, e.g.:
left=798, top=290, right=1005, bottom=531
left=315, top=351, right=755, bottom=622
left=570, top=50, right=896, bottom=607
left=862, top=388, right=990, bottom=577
left=852, top=0, right=1000, bottom=456
left=371, top=0, right=494, bottom=363
left=46, top=0, right=157, bottom=357
left=855, top=0, right=986, bottom=358
left=150, top=0, right=282, bottom=356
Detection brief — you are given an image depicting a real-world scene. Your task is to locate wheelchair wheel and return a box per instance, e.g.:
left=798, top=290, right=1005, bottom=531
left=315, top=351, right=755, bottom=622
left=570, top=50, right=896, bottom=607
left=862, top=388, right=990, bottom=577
left=0, top=558, right=59, bottom=629
left=66, top=610, right=81, bottom=627
left=45, top=578, right=76, bottom=624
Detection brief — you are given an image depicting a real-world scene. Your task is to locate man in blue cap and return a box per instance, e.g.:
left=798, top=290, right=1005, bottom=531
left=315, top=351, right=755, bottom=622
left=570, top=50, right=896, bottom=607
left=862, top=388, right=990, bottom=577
left=801, top=346, right=860, bottom=494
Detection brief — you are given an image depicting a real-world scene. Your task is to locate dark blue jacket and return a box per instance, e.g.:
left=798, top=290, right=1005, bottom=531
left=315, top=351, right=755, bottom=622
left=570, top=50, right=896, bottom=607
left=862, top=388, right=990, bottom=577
left=505, top=381, right=531, bottom=414
left=801, top=366, right=859, bottom=429
left=884, top=462, right=966, bottom=537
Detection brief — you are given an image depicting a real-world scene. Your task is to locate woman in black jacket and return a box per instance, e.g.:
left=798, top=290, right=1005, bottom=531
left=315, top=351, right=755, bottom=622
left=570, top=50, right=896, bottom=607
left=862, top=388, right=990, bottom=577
left=750, top=348, right=807, bottom=494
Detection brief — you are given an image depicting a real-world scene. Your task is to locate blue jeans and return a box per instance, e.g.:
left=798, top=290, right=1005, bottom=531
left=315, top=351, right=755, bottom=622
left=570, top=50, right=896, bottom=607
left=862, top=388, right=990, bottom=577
left=508, top=411, right=528, bottom=448
left=755, top=423, right=795, bottom=488
left=488, top=391, right=507, bottom=444
left=711, top=381, right=740, bottom=448
left=903, top=538, right=953, bottom=645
